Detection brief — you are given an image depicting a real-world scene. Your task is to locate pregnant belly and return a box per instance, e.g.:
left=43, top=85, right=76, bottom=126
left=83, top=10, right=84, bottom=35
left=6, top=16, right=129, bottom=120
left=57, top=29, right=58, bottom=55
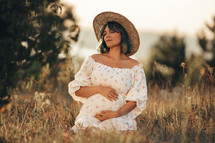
left=79, top=94, right=125, bottom=116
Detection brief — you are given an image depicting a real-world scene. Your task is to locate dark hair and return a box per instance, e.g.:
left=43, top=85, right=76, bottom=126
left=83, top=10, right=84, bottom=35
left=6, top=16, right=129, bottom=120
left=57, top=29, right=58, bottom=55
left=99, top=21, right=133, bottom=55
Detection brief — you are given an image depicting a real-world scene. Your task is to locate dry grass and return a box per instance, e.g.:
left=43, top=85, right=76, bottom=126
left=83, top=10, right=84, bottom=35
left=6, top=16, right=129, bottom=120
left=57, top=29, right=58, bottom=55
left=0, top=78, right=215, bottom=142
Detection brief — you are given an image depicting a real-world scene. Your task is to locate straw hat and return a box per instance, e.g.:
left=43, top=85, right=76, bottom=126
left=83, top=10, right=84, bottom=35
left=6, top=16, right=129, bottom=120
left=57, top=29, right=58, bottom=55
left=93, top=11, right=140, bottom=56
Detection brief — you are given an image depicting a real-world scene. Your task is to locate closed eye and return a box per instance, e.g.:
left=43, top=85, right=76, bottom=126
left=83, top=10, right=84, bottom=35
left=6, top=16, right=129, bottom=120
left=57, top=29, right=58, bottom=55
left=103, top=31, right=107, bottom=36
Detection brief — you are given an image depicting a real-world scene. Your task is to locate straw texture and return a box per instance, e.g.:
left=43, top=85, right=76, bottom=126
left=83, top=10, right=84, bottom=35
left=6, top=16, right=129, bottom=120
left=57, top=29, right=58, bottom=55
left=93, top=11, right=140, bottom=56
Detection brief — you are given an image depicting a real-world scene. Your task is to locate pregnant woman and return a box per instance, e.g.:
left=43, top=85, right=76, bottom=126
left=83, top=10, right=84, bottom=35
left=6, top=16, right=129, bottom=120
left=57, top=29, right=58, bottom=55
left=68, top=11, right=147, bottom=133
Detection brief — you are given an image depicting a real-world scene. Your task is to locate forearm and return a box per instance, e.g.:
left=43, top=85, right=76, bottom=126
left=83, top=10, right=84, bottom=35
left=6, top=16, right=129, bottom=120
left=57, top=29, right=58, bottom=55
left=116, top=101, right=137, bottom=117
left=75, top=86, right=101, bottom=98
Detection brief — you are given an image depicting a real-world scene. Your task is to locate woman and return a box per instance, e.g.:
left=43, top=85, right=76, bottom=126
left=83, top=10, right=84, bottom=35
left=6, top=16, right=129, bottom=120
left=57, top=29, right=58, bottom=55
left=68, top=11, right=147, bottom=133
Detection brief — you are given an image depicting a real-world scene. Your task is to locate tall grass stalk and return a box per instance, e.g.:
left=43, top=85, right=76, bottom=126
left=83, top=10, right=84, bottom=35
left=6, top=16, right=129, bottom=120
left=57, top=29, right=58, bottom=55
left=0, top=73, right=215, bottom=142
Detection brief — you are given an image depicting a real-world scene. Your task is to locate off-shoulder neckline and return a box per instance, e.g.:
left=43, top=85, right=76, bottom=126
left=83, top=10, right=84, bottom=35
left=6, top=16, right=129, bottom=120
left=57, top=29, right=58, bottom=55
left=88, top=56, right=142, bottom=70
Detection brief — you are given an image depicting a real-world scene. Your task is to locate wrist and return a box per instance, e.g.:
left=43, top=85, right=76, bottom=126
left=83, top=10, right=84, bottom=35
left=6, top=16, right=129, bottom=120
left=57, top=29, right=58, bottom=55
left=114, top=111, right=121, bottom=118
left=96, top=85, right=103, bottom=94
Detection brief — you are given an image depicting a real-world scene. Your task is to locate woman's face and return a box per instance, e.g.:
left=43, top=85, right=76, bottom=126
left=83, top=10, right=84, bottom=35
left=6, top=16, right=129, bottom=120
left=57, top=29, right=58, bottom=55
left=103, top=26, right=122, bottom=48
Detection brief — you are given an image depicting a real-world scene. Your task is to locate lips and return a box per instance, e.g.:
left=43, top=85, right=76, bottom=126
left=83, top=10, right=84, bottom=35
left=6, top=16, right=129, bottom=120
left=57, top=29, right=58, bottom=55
left=106, top=39, right=112, bottom=42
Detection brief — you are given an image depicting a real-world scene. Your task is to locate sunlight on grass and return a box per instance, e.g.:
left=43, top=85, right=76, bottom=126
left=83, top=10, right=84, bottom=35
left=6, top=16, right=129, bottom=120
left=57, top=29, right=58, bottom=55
left=0, top=68, right=214, bottom=143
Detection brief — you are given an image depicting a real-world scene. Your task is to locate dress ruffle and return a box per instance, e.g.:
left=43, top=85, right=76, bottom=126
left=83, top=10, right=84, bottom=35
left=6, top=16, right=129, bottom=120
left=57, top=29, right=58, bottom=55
left=68, top=55, right=147, bottom=132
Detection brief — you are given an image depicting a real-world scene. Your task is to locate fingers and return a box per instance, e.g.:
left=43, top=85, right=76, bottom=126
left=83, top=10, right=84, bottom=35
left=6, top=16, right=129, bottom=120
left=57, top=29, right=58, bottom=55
left=100, top=86, right=118, bottom=101
left=95, top=110, right=111, bottom=122
left=108, top=89, right=118, bottom=101
left=101, top=110, right=106, bottom=114
left=108, top=94, right=117, bottom=101
left=95, top=113, right=104, bottom=121
left=110, top=89, right=118, bottom=95
left=95, top=113, right=102, bottom=118
left=110, top=91, right=118, bottom=100
left=110, top=90, right=118, bottom=96
left=107, top=95, right=113, bottom=101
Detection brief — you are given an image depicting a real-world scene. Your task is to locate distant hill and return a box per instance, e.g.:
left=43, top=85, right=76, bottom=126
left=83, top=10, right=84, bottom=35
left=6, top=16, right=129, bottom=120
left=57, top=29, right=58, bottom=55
left=70, top=28, right=201, bottom=63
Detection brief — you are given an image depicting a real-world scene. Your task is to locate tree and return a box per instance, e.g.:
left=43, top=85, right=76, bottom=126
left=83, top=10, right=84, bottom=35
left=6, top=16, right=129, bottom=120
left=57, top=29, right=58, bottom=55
left=185, top=15, right=215, bottom=88
left=146, top=33, right=186, bottom=88
left=0, top=0, right=79, bottom=109
left=197, top=15, right=215, bottom=67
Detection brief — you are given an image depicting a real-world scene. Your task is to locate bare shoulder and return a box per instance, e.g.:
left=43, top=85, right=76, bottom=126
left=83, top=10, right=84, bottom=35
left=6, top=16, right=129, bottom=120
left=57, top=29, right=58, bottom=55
left=91, top=54, right=100, bottom=59
left=126, top=57, right=140, bottom=68
left=91, top=54, right=105, bottom=62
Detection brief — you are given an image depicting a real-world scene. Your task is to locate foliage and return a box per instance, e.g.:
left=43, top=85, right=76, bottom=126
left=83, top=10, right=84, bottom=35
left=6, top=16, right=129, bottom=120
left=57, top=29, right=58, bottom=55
left=146, top=33, right=186, bottom=88
left=0, top=0, right=79, bottom=108
left=184, top=15, right=215, bottom=88
left=197, top=15, right=215, bottom=67
left=184, top=55, right=214, bottom=88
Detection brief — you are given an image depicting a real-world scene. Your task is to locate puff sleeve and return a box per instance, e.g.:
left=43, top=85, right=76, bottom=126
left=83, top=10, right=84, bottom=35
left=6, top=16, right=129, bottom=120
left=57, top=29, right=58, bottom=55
left=68, top=56, right=94, bottom=103
left=125, top=64, right=147, bottom=119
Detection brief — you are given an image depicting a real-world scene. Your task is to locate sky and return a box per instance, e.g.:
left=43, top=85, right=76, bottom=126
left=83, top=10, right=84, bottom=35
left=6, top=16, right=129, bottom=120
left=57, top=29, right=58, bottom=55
left=61, top=0, right=215, bottom=37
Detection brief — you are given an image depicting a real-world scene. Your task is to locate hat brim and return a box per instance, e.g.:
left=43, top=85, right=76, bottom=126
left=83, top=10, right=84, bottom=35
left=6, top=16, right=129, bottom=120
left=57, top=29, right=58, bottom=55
left=93, top=11, right=140, bottom=56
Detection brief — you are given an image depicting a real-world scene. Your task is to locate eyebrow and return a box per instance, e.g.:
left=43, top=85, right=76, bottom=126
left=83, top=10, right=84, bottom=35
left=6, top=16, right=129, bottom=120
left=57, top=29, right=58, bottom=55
left=104, top=29, right=114, bottom=33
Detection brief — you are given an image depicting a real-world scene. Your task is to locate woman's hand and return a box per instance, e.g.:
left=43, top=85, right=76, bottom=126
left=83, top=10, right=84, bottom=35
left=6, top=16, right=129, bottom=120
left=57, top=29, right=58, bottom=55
left=98, top=86, right=118, bottom=101
left=95, top=110, right=119, bottom=122
left=95, top=101, right=137, bottom=122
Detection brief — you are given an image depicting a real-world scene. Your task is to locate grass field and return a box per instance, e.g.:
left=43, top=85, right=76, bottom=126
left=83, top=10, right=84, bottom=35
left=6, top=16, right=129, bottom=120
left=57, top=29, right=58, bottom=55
left=0, top=80, right=215, bottom=142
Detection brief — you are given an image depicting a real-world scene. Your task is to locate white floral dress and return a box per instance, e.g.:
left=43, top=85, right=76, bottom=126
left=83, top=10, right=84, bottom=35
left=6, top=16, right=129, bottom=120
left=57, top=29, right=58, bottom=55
left=68, top=56, right=147, bottom=132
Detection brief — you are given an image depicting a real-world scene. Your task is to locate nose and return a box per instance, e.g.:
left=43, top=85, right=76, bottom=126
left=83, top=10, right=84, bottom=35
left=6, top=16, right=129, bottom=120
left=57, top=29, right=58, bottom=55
left=106, top=32, right=110, bottom=37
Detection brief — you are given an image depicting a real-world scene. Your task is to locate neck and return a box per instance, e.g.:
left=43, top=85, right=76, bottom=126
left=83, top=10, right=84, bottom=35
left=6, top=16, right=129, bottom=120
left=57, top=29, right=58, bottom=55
left=108, top=46, right=123, bottom=60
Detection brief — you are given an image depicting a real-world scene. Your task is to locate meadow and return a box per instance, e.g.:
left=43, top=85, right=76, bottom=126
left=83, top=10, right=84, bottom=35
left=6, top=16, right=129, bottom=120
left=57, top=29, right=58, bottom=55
left=0, top=66, right=215, bottom=143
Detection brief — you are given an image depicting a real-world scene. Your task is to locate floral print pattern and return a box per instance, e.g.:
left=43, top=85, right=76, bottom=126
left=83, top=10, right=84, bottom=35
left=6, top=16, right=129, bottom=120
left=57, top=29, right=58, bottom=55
left=68, top=56, right=147, bottom=132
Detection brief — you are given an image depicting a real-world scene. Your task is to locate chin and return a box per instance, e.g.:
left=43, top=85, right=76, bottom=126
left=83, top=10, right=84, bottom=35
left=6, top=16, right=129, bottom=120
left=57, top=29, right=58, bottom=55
left=107, top=45, right=119, bottom=48
left=106, top=44, right=113, bottom=47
